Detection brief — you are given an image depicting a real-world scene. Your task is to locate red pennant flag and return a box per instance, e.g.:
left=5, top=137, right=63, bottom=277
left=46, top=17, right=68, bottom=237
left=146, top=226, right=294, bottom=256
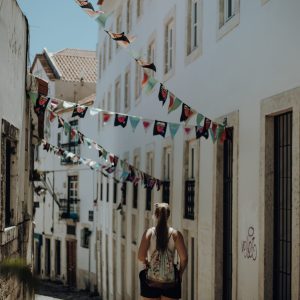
left=168, top=93, right=175, bottom=111
left=143, top=120, right=152, bottom=132
left=70, top=129, right=76, bottom=140
left=204, top=118, right=212, bottom=130
left=220, top=128, right=227, bottom=144
left=103, top=113, right=111, bottom=123
left=141, top=72, right=149, bottom=88
left=184, top=126, right=193, bottom=136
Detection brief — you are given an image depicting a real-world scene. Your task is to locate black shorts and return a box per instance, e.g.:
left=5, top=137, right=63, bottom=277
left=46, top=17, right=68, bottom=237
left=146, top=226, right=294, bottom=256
left=139, top=269, right=181, bottom=299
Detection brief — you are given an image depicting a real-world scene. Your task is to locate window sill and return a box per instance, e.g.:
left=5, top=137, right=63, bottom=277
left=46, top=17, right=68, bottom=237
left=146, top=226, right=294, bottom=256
left=163, top=67, right=175, bottom=83
left=217, top=13, right=240, bottom=40
left=1, top=225, right=17, bottom=246
left=185, top=46, right=202, bottom=66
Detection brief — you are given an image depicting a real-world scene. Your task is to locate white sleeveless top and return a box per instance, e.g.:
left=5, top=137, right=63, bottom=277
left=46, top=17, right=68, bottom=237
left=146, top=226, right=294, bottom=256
left=147, top=226, right=176, bottom=260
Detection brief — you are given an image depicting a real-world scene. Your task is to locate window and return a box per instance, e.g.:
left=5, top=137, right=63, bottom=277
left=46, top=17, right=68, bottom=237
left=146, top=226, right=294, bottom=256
left=1, top=119, right=18, bottom=227
left=273, top=113, right=292, bottom=299
left=45, top=238, right=51, bottom=277
left=113, top=181, right=118, bottom=204
left=81, top=227, right=91, bottom=248
left=165, top=19, right=175, bottom=74
left=88, top=210, right=94, bottom=222
left=100, top=182, right=103, bottom=201
left=136, top=0, right=143, bottom=18
left=218, top=0, right=240, bottom=35
left=103, top=40, right=107, bottom=71
left=162, top=147, right=172, bottom=203
left=55, top=240, right=61, bottom=276
left=57, top=133, right=61, bottom=147
left=148, top=39, right=156, bottom=76
left=146, top=152, right=154, bottom=211
left=135, top=62, right=142, bottom=101
left=133, top=154, right=140, bottom=209
left=124, top=69, right=131, bottom=111
left=126, top=0, right=132, bottom=33
left=67, top=225, right=76, bottom=235
left=187, top=0, right=200, bottom=55
left=66, top=175, right=79, bottom=219
left=106, top=181, right=110, bottom=202
left=122, top=182, right=127, bottom=205
left=116, top=13, right=122, bottom=49
left=115, top=79, right=121, bottom=112
left=107, top=89, right=112, bottom=112
left=132, top=214, right=137, bottom=244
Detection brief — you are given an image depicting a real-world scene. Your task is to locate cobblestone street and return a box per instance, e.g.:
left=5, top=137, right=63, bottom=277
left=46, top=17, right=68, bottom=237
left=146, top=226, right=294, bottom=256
left=35, top=280, right=100, bottom=300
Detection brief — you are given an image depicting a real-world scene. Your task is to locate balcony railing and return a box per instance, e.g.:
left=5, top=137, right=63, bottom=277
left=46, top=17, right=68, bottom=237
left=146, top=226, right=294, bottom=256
left=184, top=180, right=195, bottom=220
left=59, top=198, right=80, bottom=221
left=162, top=181, right=170, bottom=204
left=60, top=142, right=80, bottom=165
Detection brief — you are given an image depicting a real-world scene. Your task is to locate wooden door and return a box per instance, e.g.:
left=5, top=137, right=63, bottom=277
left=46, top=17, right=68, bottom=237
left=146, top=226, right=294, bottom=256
left=66, top=240, right=77, bottom=286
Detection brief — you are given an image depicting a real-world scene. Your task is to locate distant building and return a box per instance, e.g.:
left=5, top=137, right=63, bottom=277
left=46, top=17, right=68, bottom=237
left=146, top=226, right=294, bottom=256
left=32, top=48, right=98, bottom=291
left=95, top=0, right=300, bottom=299
left=0, top=0, right=36, bottom=299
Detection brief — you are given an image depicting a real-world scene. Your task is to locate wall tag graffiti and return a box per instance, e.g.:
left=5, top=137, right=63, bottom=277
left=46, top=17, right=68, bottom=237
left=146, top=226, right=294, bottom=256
left=241, top=226, right=257, bottom=261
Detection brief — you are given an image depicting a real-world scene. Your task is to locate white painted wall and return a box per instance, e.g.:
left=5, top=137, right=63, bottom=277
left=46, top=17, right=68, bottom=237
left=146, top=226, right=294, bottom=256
left=95, top=0, right=300, bottom=299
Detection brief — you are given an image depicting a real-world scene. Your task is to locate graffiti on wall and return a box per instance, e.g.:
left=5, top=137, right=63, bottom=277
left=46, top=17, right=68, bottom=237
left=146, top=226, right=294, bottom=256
left=241, top=226, right=257, bottom=261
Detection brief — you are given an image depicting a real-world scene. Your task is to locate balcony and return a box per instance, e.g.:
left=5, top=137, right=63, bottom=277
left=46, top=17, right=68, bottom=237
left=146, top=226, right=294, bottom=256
left=59, top=198, right=80, bottom=222
left=184, top=180, right=195, bottom=220
left=162, top=181, right=170, bottom=204
left=60, top=142, right=80, bottom=165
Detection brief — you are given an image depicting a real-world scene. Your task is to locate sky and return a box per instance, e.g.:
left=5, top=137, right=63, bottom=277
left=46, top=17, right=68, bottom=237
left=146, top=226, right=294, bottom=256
left=17, top=0, right=98, bottom=63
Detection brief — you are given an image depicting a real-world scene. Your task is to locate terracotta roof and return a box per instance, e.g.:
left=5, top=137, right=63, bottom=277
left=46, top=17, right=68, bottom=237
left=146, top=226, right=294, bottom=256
left=30, top=53, right=57, bottom=81
left=51, top=49, right=97, bottom=83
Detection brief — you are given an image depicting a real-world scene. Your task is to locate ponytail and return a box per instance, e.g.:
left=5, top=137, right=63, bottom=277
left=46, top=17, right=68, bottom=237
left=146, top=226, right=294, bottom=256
left=155, top=203, right=170, bottom=252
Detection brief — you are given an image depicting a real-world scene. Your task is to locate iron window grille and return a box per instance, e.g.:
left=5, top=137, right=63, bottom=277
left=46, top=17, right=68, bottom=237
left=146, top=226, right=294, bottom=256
left=162, top=181, right=170, bottom=204
left=184, top=180, right=195, bottom=219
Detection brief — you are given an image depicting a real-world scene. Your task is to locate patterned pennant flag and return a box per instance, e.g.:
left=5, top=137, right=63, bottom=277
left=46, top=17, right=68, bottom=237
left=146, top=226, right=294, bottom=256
left=72, top=105, right=88, bottom=118
left=196, top=113, right=204, bottom=125
left=43, top=143, right=50, bottom=152
left=103, top=112, right=111, bottom=123
left=129, top=116, right=140, bottom=131
left=34, top=95, right=50, bottom=116
left=75, top=0, right=104, bottom=17
left=109, top=154, right=119, bottom=167
left=169, top=123, right=180, bottom=138
left=142, top=120, right=153, bottom=133
left=136, top=58, right=156, bottom=72
left=204, top=118, right=212, bottom=130
left=114, top=114, right=128, bottom=128
left=153, top=120, right=168, bottom=138
left=105, top=30, right=135, bottom=47
left=195, top=125, right=209, bottom=140
left=29, top=92, right=38, bottom=106
left=158, top=83, right=168, bottom=106
left=105, top=165, right=116, bottom=174
left=168, top=95, right=182, bottom=114
left=180, top=103, right=195, bottom=122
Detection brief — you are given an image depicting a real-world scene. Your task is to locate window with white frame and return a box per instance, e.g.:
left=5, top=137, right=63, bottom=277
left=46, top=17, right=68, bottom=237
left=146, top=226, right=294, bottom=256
left=124, top=69, right=131, bottom=111
left=107, top=88, right=112, bottom=112
left=187, top=0, right=200, bottom=55
left=133, top=154, right=140, bottom=209
left=135, top=62, right=142, bottom=100
left=146, top=151, right=154, bottom=211
left=162, top=146, right=172, bottom=204
left=115, top=79, right=121, bottom=112
left=219, top=0, right=239, bottom=28
left=164, top=18, right=175, bottom=74
left=137, top=0, right=143, bottom=18
left=81, top=227, right=91, bottom=248
left=126, top=0, right=132, bottom=33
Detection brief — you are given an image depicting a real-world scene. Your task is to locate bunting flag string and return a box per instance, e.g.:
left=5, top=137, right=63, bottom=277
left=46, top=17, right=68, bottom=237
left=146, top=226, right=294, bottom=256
left=47, top=111, right=162, bottom=190
left=73, top=1, right=229, bottom=142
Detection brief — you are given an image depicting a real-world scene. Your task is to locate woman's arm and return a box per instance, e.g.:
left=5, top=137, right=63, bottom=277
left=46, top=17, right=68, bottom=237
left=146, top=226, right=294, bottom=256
left=138, top=229, right=151, bottom=264
left=173, top=230, right=188, bottom=278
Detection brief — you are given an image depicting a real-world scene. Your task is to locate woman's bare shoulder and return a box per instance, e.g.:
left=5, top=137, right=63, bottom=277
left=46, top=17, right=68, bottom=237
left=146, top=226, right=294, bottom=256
left=170, top=228, right=183, bottom=242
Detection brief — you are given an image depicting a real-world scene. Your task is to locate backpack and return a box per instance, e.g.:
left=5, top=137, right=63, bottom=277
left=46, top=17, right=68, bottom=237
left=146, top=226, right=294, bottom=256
left=146, top=230, right=179, bottom=289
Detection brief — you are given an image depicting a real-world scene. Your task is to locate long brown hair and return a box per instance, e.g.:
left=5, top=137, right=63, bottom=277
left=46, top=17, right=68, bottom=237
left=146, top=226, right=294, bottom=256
left=154, top=203, right=170, bottom=252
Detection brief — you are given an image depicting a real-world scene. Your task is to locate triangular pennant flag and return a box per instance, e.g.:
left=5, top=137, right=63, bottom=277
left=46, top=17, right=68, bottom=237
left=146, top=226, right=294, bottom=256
left=29, top=91, right=38, bottom=106
left=95, top=12, right=112, bottom=27
left=105, top=30, right=135, bottom=47
left=180, top=103, right=195, bottom=122
left=75, top=0, right=104, bottom=17
left=103, top=112, right=112, bottom=123
left=158, top=83, right=168, bottom=106
left=43, top=143, right=50, bottom=152
left=196, top=113, right=204, bottom=125
left=109, top=154, right=119, bottom=167
left=142, top=120, right=153, bottom=133
left=114, top=114, right=128, bottom=128
left=34, top=95, right=50, bottom=116
left=85, top=137, right=93, bottom=148
left=209, top=123, right=218, bottom=143
left=72, top=105, right=88, bottom=118
left=168, top=96, right=182, bottom=114
left=169, top=123, right=180, bottom=138
left=129, top=116, right=140, bottom=131
left=102, top=149, right=108, bottom=160
left=216, top=125, right=225, bottom=141
left=144, top=76, right=158, bottom=95
left=220, top=127, right=227, bottom=144
left=141, top=72, right=149, bottom=89
left=195, top=126, right=209, bottom=140
left=77, top=132, right=85, bottom=144
left=184, top=126, right=193, bottom=136
left=136, top=58, right=156, bottom=72
left=156, top=180, right=162, bottom=191
left=204, top=118, right=212, bottom=130
left=70, top=129, right=76, bottom=140
left=153, top=120, right=168, bottom=138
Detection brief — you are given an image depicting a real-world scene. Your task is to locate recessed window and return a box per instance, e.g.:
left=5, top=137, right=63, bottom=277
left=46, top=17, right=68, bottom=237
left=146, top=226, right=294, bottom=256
left=137, top=0, right=143, bottom=18
left=148, top=39, right=156, bottom=76
left=219, top=0, right=240, bottom=32
left=103, top=40, right=107, bottom=71
left=146, top=151, right=154, bottom=211
left=124, top=69, right=131, bottom=112
left=116, top=13, right=122, bottom=49
left=126, top=0, right=132, bottom=33
left=165, top=19, right=175, bottom=75
left=81, top=228, right=91, bottom=248
left=187, top=0, right=200, bottom=55
left=135, top=62, right=142, bottom=100
left=115, top=79, right=121, bottom=112
left=133, top=154, right=140, bottom=208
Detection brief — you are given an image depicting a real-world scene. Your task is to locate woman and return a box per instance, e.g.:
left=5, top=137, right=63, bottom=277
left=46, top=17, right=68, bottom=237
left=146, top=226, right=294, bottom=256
left=138, top=203, right=188, bottom=300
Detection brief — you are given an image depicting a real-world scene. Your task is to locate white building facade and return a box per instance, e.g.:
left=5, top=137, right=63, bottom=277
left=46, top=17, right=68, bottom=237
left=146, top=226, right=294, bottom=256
left=32, top=49, right=99, bottom=291
left=94, top=0, right=300, bottom=299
